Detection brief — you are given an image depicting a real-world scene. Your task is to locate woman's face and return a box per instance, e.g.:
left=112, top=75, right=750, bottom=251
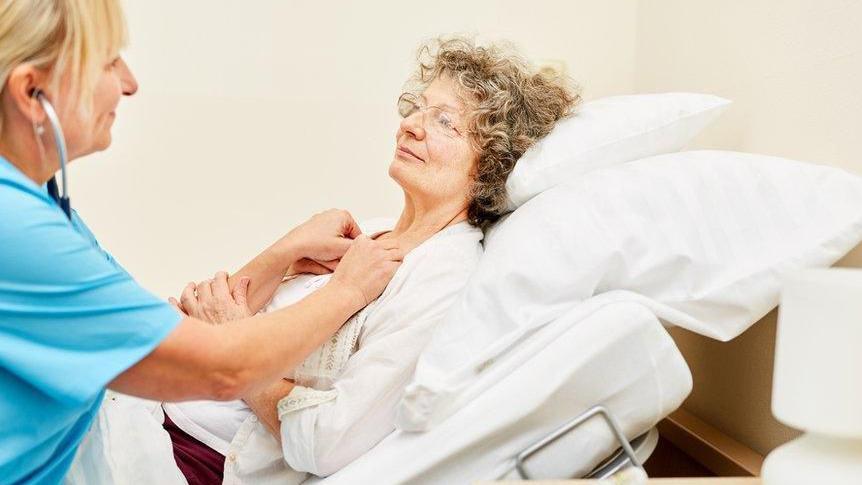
left=389, top=75, right=478, bottom=210
left=58, top=56, right=138, bottom=159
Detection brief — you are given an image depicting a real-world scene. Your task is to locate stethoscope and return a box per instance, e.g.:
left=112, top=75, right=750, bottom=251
left=33, top=89, right=71, bottom=220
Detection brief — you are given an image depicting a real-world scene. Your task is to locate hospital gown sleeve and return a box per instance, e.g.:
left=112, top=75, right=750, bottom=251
left=0, top=178, right=182, bottom=406
left=277, top=243, right=477, bottom=476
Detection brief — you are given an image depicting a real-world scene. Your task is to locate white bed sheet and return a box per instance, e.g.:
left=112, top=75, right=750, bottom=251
left=310, top=295, right=692, bottom=484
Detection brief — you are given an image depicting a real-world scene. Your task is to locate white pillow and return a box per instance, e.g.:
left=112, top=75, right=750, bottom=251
left=399, top=150, right=862, bottom=431
left=506, top=93, right=731, bottom=209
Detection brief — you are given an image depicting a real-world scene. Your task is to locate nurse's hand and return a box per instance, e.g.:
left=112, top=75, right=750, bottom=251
left=279, top=209, right=362, bottom=265
left=329, top=235, right=404, bottom=307
left=177, top=272, right=253, bottom=324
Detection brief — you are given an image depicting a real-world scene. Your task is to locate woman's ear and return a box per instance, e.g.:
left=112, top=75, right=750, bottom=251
left=4, top=64, right=48, bottom=124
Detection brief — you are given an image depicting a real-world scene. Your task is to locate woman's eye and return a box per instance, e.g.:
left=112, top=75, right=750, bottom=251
left=437, top=114, right=454, bottom=129
left=399, top=101, right=418, bottom=118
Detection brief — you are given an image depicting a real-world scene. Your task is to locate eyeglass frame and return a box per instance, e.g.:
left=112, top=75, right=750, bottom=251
left=397, top=92, right=467, bottom=139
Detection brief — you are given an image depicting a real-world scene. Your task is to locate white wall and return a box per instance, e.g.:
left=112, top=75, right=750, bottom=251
left=636, top=0, right=862, bottom=173
left=74, top=0, right=639, bottom=297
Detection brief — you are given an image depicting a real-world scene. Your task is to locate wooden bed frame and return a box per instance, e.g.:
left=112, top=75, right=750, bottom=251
left=645, top=409, right=764, bottom=478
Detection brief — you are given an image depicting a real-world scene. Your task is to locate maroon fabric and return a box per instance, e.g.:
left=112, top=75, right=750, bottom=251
left=163, top=413, right=225, bottom=485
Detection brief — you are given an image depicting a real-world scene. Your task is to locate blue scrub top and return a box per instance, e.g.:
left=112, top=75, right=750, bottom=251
left=0, top=156, right=182, bottom=484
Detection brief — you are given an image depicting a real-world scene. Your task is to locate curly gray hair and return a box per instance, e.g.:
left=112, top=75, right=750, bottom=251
left=409, top=37, right=581, bottom=227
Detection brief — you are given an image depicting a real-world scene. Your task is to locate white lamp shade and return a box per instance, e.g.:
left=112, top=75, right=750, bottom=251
left=772, top=268, right=862, bottom=437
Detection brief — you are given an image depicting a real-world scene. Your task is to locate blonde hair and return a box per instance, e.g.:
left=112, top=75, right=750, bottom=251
left=410, top=37, right=580, bottom=227
left=0, top=0, right=128, bottom=134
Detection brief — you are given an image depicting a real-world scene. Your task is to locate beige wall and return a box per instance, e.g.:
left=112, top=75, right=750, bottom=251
left=73, top=0, right=639, bottom=297
left=635, top=0, right=862, bottom=455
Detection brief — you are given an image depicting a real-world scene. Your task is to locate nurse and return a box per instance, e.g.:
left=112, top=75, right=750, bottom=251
left=0, top=1, right=402, bottom=483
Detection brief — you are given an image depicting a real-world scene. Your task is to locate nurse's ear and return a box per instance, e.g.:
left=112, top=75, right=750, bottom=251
left=2, top=63, right=50, bottom=125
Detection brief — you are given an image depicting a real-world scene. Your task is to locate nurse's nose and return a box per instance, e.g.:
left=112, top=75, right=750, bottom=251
left=115, top=57, right=138, bottom=96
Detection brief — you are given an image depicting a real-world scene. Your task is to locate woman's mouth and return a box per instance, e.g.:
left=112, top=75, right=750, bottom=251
left=397, top=145, right=424, bottom=162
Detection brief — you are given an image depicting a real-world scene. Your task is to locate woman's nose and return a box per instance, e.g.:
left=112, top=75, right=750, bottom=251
left=399, top=111, right=426, bottom=140
left=116, top=58, right=139, bottom=96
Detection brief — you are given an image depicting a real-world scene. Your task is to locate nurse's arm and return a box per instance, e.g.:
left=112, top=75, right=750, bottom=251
left=109, top=234, right=400, bottom=402
left=109, top=279, right=363, bottom=401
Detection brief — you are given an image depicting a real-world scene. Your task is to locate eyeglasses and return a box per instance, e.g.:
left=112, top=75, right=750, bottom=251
left=397, top=93, right=464, bottom=138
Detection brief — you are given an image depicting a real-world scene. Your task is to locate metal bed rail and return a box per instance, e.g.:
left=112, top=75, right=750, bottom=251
left=510, top=405, right=652, bottom=480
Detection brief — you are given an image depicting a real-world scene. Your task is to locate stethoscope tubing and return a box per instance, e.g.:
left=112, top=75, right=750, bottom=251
left=36, top=91, right=71, bottom=220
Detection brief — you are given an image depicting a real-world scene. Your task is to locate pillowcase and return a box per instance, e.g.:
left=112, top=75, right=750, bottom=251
left=505, top=93, right=731, bottom=209
left=399, top=150, right=862, bottom=431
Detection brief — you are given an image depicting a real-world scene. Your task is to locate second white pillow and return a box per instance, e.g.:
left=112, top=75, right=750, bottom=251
left=505, top=92, right=731, bottom=209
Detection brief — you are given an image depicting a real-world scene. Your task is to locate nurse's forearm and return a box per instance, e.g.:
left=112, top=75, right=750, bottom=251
left=109, top=281, right=363, bottom=401
left=229, top=242, right=297, bottom=313
left=220, top=281, right=363, bottom=396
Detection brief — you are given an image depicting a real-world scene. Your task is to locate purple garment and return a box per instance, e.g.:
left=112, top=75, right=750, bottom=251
left=163, top=413, right=225, bottom=485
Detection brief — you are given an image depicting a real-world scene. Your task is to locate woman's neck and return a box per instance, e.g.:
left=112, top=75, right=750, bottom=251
left=0, top=118, right=55, bottom=185
left=380, top=193, right=469, bottom=251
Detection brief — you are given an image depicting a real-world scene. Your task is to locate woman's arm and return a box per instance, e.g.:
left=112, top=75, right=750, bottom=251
left=226, top=209, right=363, bottom=314
left=226, top=242, right=294, bottom=314
left=245, top=379, right=295, bottom=440
left=273, top=320, right=433, bottom=476
left=109, top=232, right=402, bottom=402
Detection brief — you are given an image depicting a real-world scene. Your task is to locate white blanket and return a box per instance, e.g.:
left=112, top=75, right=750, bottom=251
left=314, top=295, right=691, bottom=483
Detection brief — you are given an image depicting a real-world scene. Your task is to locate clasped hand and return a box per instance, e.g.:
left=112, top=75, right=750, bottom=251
left=171, top=209, right=404, bottom=324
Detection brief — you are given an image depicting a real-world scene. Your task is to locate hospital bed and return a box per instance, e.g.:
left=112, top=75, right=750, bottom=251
left=310, top=295, right=692, bottom=484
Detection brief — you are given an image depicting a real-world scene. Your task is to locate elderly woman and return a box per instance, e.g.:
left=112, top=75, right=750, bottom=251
left=165, top=38, right=579, bottom=484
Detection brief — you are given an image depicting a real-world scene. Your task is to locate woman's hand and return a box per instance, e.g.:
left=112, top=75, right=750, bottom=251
left=172, top=271, right=252, bottom=324
left=278, top=209, right=362, bottom=265
left=329, top=235, right=404, bottom=307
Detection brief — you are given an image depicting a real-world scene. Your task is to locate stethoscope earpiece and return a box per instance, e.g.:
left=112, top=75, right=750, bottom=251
left=32, top=89, right=72, bottom=220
